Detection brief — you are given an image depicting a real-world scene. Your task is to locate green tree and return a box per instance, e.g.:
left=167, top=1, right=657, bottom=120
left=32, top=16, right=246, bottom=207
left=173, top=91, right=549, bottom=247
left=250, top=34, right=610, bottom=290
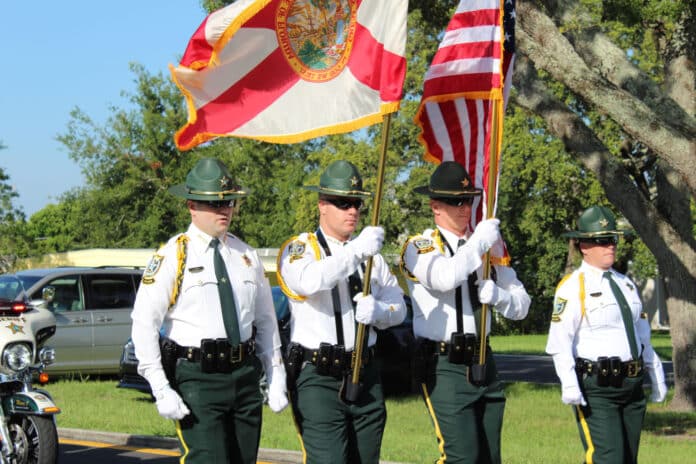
left=0, top=141, right=28, bottom=271
left=513, top=0, right=696, bottom=409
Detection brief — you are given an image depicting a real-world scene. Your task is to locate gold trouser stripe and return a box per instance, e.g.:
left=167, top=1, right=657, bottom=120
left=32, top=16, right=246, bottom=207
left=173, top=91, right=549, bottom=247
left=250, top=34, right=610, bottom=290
left=287, top=390, right=308, bottom=464
left=421, top=382, right=448, bottom=464
left=175, top=419, right=190, bottom=464
left=576, top=405, right=595, bottom=464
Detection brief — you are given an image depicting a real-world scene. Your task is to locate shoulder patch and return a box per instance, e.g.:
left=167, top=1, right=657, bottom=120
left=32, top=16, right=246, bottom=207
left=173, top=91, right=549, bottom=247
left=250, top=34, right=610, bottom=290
left=142, top=254, right=164, bottom=284
left=551, top=297, right=567, bottom=322
left=413, top=237, right=435, bottom=254
left=288, top=240, right=306, bottom=263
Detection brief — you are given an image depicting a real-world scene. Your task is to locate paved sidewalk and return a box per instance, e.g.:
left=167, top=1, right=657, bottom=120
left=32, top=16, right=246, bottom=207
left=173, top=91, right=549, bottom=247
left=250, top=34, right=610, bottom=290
left=58, top=428, right=404, bottom=464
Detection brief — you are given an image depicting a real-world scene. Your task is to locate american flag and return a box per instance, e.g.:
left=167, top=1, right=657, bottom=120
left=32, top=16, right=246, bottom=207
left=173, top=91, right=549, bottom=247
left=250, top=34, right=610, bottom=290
left=414, top=0, right=516, bottom=226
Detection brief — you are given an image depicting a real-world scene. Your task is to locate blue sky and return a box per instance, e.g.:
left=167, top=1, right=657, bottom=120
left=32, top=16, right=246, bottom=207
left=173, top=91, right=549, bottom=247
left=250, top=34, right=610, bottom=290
left=1, top=1, right=207, bottom=216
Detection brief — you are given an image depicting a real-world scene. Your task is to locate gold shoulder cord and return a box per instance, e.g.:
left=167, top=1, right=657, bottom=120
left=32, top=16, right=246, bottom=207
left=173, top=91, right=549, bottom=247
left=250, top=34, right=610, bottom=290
left=431, top=229, right=445, bottom=254
left=169, top=234, right=188, bottom=310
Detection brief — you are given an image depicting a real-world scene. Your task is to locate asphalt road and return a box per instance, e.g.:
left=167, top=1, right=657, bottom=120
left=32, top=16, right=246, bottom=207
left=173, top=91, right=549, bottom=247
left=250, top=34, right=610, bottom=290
left=57, top=354, right=674, bottom=463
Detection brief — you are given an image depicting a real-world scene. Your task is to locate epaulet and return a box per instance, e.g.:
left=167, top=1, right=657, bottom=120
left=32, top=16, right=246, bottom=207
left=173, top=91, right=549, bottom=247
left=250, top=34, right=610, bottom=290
left=276, top=232, right=321, bottom=301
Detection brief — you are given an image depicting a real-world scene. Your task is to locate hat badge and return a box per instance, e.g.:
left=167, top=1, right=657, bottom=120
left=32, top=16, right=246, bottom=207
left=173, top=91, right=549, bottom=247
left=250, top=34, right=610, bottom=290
left=220, top=176, right=230, bottom=189
left=350, top=176, right=359, bottom=187
left=461, top=179, right=470, bottom=188
left=599, top=218, right=608, bottom=228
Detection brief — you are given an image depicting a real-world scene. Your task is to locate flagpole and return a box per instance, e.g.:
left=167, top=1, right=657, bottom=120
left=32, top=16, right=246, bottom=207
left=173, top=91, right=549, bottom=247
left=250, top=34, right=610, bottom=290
left=343, top=113, right=392, bottom=403
left=471, top=100, right=501, bottom=383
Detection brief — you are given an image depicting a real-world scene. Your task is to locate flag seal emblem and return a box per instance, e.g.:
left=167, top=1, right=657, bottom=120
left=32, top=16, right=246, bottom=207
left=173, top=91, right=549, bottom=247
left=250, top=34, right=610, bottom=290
left=275, top=0, right=356, bottom=83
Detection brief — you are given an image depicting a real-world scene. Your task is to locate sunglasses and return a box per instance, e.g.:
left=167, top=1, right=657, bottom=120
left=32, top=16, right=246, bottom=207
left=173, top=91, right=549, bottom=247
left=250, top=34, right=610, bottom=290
left=195, top=199, right=236, bottom=209
left=580, top=236, right=618, bottom=246
left=434, top=197, right=474, bottom=207
left=323, top=197, right=364, bottom=211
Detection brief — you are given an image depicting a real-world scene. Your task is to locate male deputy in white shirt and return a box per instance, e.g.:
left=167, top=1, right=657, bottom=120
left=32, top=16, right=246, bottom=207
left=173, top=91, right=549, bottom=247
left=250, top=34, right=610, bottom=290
left=400, top=161, right=530, bottom=464
left=276, top=160, right=406, bottom=464
left=131, top=157, right=288, bottom=464
left=546, top=205, right=667, bottom=464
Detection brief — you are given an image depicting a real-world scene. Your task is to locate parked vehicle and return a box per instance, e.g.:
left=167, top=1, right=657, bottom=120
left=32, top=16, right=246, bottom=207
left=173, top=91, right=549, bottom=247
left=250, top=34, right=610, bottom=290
left=0, top=267, right=143, bottom=375
left=0, top=295, right=60, bottom=463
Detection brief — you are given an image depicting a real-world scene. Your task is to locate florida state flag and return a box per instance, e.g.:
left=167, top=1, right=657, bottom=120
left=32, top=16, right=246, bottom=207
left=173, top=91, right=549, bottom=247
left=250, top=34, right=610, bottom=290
left=171, top=0, right=407, bottom=151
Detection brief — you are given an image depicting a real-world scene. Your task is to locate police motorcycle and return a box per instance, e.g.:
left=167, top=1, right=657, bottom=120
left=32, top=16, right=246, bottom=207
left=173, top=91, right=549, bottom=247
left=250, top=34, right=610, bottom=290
left=0, top=292, right=59, bottom=464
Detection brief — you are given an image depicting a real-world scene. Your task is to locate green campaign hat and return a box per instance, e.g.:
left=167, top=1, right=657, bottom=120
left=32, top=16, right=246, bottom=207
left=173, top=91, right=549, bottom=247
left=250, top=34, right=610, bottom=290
left=562, top=205, right=625, bottom=239
left=413, top=161, right=482, bottom=198
left=168, top=157, right=249, bottom=201
left=304, top=160, right=372, bottom=198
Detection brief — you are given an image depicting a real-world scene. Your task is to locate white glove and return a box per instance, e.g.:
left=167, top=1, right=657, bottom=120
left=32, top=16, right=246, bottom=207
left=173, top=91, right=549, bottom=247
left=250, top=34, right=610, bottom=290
left=153, top=385, right=190, bottom=420
left=650, top=382, right=667, bottom=403
left=477, top=280, right=510, bottom=308
left=267, top=366, right=289, bottom=413
left=354, top=293, right=380, bottom=325
left=648, top=367, right=668, bottom=403
left=561, top=385, right=587, bottom=406
left=468, top=219, right=501, bottom=256
left=345, top=226, right=384, bottom=261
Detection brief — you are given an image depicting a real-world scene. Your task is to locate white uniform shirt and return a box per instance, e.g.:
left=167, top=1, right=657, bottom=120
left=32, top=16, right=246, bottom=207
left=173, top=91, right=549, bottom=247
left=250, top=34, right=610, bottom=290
left=545, top=261, right=662, bottom=389
left=131, top=223, right=281, bottom=392
left=277, top=228, right=406, bottom=350
left=402, top=227, right=530, bottom=341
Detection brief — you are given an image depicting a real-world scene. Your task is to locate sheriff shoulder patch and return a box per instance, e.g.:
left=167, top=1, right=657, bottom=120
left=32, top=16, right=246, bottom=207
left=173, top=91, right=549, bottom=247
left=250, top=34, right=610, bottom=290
left=413, top=237, right=435, bottom=254
left=142, top=254, right=164, bottom=284
left=551, top=297, right=567, bottom=322
left=288, top=240, right=306, bottom=263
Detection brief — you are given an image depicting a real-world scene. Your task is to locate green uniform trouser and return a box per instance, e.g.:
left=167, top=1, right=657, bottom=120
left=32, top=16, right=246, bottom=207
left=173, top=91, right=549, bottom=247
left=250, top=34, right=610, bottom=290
left=290, top=358, right=386, bottom=464
left=174, top=356, right=263, bottom=464
left=574, top=372, right=646, bottom=464
left=421, top=351, right=505, bottom=464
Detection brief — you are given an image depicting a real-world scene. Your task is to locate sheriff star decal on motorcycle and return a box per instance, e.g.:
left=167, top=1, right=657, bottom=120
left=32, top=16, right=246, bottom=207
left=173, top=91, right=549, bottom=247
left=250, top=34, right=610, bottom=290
left=5, top=323, right=24, bottom=334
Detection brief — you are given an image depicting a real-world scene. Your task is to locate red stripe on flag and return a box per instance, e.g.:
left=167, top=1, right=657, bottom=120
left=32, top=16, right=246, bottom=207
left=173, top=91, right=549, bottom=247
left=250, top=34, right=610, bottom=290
left=175, top=49, right=299, bottom=149
left=430, top=41, right=500, bottom=65
left=422, top=73, right=501, bottom=98
left=446, top=9, right=499, bottom=30
left=348, top=22, right=407, bottom=103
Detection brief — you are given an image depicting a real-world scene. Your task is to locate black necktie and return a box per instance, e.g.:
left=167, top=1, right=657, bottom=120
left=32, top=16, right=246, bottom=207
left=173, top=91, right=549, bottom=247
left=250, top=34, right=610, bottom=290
left=210, top=238, right=240, bottom=346
left=603, top=271, right=639, bottom=360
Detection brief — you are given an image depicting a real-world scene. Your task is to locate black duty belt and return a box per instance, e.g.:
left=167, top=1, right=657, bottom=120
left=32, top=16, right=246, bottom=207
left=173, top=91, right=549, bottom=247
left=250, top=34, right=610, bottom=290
left=176, top=339, right=255, bottom=364
left=302, top=344, right=375, bottom=366
left=576, top=357, right=643, bottom=378
left=420, top=336, right=490, bottom=356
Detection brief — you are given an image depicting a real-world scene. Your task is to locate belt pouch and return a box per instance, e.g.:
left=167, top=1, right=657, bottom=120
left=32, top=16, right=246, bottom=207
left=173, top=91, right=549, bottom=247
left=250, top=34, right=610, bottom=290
left=609, top=356, right=624, bottom=387
left=596, top=356, right=610, bottom=387
left=463, top=333, right=477, bottom=365
left=216, top=338, right=232, bottom=373
left=330, top=344, right=346, bottom=377
left=448, top=332, right=467, bottom=364
left=316, top=342, right=333, bottom=376
left=158, top=337, right=178, bottom=384
left=200, top=338, right=217, bottom=373
left=412, top=340, right=433, bottom=383
left=285, top=343, right=304, bottom=385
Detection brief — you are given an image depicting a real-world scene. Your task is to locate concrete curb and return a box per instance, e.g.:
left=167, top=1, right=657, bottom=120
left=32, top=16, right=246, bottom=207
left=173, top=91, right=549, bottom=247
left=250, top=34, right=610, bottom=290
left=58, top=428, right=403, bottom=464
